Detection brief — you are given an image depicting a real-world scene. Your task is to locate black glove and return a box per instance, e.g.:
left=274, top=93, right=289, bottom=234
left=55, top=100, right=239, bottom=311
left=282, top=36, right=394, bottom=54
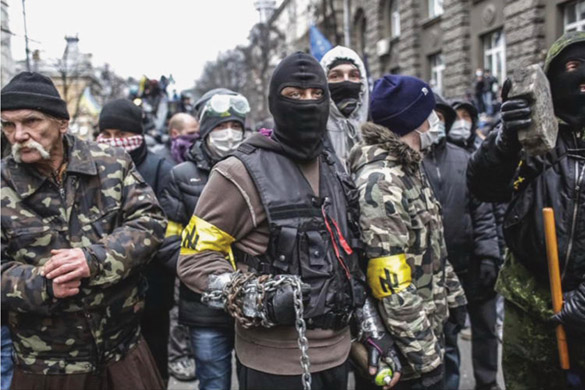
left=420, top=364, right=444, bottom=389
left=448, top=305, right=468, bottom=333
left=478, top=258, right=499, bottom=291
left=365, top=332, right=402, bottom=379
left=265, top=280, right=311, bottom=326
left=497, top=79, right=531, bottom=154
left=551, top=283, right=585, bottom=333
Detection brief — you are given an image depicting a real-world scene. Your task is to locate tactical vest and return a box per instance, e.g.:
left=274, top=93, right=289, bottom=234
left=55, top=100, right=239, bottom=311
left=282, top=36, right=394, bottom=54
left=233, top=143, right=366, bottom=330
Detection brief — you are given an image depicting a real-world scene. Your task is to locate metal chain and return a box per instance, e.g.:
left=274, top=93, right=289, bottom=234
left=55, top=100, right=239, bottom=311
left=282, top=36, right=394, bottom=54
left=203, top=272, right=312, bottom=390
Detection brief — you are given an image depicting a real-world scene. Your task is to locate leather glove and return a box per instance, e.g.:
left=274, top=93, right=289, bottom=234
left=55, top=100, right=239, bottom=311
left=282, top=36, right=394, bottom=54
left=497, top=79, right=531, bottom=154
left=420, top=364, right=444, bottom=389
left=551, top=283, right=585, bottom=333
left=265, top=279, right=311, bottom=326
left=448, top=305, right=468, bottom=333
left=478, top=258, right=499, bottom=291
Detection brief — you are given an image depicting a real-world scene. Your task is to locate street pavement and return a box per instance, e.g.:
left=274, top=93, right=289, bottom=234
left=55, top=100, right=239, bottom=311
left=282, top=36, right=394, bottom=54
left=168, top=331, right=505, bottom=390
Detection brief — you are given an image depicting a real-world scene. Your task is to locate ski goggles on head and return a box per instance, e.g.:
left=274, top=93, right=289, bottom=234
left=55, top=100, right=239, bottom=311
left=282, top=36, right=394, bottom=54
left=199, top=94, right=250, bottom=121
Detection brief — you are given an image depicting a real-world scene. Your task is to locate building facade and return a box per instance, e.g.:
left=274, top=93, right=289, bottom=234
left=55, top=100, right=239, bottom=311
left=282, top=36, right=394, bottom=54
left=264, top=0, right=584, bottom=101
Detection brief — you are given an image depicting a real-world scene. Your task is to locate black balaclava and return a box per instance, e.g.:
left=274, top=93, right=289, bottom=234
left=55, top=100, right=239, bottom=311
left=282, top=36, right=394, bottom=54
left=548, top=42, right=585, bottom=129
left=269, top=52, right=330, bottom=162
left=329, top=81, right=361, bottom=117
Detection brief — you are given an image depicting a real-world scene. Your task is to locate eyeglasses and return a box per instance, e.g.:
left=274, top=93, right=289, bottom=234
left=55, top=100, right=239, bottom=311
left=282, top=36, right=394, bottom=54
left=199, top=94, right=250, bottom=121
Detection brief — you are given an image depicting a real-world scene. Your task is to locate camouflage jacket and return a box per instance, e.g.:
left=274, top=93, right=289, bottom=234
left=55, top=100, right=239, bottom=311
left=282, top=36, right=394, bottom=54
left=1, top=134, right=166, bottom=374
left=348, top=122, right=466, bottom=379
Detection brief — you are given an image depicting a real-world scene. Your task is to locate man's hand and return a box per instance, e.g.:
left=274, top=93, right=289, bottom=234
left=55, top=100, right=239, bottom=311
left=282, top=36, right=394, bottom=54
left=52, top=279, right=81, bottom=298
left=479, top=259, right=499, bottom=291
left=551, top=283, right=585, bottom=333
left=42, top=248, right=90, bottom=284
left=366, top=333, right=402, bottom=388
left=497, top=79, right=531, bottom=154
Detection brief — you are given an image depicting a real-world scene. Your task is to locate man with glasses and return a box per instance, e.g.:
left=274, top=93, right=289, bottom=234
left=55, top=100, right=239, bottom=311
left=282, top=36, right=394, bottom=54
left=160, top=89, right=248, bottom=390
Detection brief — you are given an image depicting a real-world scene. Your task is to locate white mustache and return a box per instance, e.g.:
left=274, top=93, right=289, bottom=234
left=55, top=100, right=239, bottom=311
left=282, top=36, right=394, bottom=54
left=11, top=140, right=51, bottom=162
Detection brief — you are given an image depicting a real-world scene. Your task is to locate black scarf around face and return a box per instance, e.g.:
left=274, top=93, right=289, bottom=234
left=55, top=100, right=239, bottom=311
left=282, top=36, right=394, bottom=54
left=549, top=43, right=585, bottom=129
left=328, top=81, right=361, bottom=117
left=269, top=52, right=330, bottom=162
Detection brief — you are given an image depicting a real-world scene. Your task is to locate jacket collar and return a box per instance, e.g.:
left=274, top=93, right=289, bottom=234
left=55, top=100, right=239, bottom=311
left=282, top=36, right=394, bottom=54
left=348, top=122, right=422, bottom=174
left=4, top=133, right=97, bottom=199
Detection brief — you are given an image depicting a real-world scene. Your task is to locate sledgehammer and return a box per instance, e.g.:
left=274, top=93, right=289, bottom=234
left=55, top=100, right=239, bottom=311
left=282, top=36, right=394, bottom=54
left=543, top=207, right=570, bottom=370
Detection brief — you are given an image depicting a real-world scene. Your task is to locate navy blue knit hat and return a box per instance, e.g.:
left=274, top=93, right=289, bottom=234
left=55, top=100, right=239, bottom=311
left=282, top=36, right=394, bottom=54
left=370, top=74, right=435, bottom=135
left=1, top=72, right=69, bottom=119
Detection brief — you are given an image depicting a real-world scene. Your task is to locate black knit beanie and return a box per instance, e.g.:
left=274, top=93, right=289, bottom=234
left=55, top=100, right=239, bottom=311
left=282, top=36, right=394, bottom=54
left=99, top=99, right=143, bottom=134
left=1, top=72, right=70, bottom=119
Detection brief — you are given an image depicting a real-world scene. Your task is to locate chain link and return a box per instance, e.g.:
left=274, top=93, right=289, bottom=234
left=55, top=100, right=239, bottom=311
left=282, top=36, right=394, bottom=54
left=202, top=272, right=312, bottom=390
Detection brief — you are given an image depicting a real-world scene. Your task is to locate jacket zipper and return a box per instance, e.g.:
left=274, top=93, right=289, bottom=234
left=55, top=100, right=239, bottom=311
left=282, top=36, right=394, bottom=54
left=561, top=134, right=584, bottom=280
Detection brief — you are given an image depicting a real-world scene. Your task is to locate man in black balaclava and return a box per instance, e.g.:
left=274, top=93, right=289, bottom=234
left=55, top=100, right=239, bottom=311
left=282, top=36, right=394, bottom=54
left=467, top=31, right=585, bottom=389
left=176, top=52, right=401, bottom=390
left=268, top=51, right=330, bottom=161
left=97, top=98, right=176, bottom=385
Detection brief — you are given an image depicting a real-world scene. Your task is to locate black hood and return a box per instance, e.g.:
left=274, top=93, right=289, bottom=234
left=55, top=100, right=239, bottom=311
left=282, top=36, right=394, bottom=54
left=433, top=92, right=456, bottom=131
left=269, top=52, right=330, bottom=162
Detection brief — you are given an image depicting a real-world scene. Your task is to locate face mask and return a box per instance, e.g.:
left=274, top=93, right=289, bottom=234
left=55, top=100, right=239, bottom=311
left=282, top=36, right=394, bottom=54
left=476, top=70, right=483, bottom=77
left=206, top=128, right=243, bottom=158
left=430, top=121, right=446, bottom=144
left=269, top=52, right=330, bottom=161
left=96, top=134, right=143, bottom=153
left=449, top=119, right=472, bottom=142
left=549, top=44, right=585, bottom=129
left=171, top=133, right=199, bottom=163
left=328, top=81, right=361, bottom=117
left=415, top=112, right=441, bottom=152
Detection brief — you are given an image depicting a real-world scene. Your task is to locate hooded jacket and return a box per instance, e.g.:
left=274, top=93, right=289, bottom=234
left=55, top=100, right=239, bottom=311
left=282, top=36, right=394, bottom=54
left=348, top=122, right=466, bottom=379
left=320, top=46, right=369, bottom=165
left=467, top=33, right=585, bottom=310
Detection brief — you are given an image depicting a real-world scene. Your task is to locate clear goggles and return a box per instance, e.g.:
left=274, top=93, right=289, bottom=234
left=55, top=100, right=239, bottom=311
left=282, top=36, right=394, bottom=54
left=199, top=94, right=250, bottom=120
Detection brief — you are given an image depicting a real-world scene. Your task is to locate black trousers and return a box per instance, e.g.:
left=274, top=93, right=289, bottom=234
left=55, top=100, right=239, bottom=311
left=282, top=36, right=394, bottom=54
left=237, top=359, right=348, bottom=390
left=141, top=307, right=171, bottom=383
left=444, top=294, right=499, bottom=389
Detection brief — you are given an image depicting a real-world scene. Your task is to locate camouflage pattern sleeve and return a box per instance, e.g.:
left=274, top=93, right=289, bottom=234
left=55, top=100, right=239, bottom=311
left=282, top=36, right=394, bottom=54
left=1, top=229, right=57, bottom=315
left=444, top=259, right=467, bottom=308
left=358, top=168, right=442, bottom=375
left=84, top=160, right=167, bottom=287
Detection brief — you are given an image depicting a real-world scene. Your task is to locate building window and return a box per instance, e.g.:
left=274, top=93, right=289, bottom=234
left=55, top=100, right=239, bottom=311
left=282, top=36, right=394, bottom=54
left=391, top=1, right=400, bottom=38
left=564, top=0, right=585, bottom=32
left=429, top=0, right=444, bottom=18
left=429, top=53, right=445, bottom=95
left=354, top=9, right=367, bottom=55
left=483, top=29, right=506, bottom=82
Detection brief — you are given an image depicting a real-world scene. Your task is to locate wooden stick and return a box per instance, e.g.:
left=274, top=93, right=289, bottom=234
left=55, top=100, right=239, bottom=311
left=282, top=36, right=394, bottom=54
left=543, top=207, right=570, bottom=370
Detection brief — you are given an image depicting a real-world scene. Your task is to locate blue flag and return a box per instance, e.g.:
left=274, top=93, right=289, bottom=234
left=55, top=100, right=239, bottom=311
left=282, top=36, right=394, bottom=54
left=309, top=25, right=333, bottom=62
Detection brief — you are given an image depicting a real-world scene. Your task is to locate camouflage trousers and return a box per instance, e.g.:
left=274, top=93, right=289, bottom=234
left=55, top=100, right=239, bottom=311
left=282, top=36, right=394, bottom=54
left=502, top=301, right=585, bottom=390
left=497, top=253, right=585, bottom=390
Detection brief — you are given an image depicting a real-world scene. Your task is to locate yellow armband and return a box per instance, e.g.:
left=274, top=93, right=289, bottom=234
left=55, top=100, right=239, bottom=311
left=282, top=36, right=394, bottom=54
left=367, top=253, right=412, bottom=299
left=165, top=220, right=183, bottom=238
left=180, top=216, right=236, bottom=270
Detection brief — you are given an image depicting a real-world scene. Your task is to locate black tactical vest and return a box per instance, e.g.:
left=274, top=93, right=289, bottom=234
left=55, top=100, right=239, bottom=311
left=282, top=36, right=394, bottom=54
left=233, top=143, right=366, bottom=330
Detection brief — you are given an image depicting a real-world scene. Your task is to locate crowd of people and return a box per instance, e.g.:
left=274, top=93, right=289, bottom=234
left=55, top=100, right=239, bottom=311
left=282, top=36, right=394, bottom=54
left=0, top=30, right=584, bottom=390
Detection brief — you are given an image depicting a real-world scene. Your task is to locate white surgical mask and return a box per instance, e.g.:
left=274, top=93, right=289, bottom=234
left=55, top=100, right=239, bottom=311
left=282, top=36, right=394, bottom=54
left=448, top=119, right=472, bottom=142
left=430, top=121, right=446, bottom=144
left=206, top=128, right=243, bottom=158
left=415, top=111, right=442, bottom=151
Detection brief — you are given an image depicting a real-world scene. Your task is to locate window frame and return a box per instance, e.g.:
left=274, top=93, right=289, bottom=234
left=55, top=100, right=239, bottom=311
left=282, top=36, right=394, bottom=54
left=564, top=0, right=585, bottom=32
